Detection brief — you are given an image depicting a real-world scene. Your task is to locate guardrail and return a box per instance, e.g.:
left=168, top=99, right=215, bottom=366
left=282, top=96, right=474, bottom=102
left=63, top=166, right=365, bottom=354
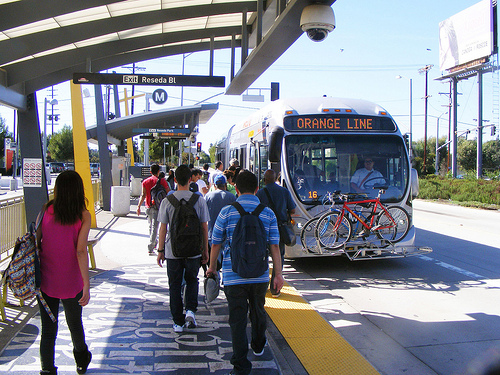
left=0, top=181, right=101, bottom=263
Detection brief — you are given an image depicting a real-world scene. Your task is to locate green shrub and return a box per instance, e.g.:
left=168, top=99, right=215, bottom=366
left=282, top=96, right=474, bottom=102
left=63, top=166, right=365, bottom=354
left=419, top=175, right=500, bottom=208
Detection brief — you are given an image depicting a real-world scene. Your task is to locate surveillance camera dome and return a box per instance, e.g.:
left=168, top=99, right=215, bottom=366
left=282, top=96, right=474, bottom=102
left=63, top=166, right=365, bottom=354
left=300, top=4, right=335, bottom=42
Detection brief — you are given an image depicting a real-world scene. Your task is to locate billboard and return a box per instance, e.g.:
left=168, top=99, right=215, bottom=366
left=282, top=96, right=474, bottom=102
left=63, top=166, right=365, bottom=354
left=439, top=0, right=494, bottom=71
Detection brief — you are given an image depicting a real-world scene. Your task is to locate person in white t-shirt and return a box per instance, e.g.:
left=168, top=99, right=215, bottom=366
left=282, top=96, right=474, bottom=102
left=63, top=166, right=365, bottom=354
left=192, top=169, right=208, bottom=195
left=209, top=160, right=224, bottom=188
left=350, top=157, right=385, bottom=193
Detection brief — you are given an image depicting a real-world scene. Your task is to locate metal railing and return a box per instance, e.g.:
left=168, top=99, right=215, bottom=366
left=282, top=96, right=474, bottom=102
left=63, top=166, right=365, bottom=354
left=0, top=196, right=26, bottom=258
left=0, top=180, right=101, bottom=262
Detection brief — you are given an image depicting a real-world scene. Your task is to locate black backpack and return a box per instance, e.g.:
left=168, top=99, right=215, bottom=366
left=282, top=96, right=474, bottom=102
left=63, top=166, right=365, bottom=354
left=202, top=170, right=210, bottom=184
left=167, top=194, right=203, bottom=258
left=150, top=177, right=168, bottom=209
left=230, top=202, right=268, bottom=278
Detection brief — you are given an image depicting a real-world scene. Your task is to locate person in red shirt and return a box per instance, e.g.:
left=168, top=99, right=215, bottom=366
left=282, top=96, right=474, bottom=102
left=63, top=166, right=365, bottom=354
left=136, top=164, right=170, bottom=255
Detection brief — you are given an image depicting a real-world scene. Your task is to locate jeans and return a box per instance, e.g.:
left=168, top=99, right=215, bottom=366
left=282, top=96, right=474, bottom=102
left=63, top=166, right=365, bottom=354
left=38, top=290, right=87, bottom=372
left=224, top=282, right=268, bottom=375
left=146, top=206, right=159, bottom=251
left=166, top=257, right=200, bottom=326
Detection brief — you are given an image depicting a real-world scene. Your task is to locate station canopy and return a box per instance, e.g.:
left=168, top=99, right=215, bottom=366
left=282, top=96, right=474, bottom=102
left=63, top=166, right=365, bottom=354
left=0, top=0, right=336, bottom=113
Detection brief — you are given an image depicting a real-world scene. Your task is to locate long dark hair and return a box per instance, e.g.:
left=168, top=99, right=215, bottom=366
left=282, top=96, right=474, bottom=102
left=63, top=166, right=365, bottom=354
left=46, top=170, right=88, bottom=225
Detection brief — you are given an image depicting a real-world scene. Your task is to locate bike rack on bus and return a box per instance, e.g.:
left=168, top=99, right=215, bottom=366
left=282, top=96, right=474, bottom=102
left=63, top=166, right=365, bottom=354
left=306, top=236, right=432, bottom=261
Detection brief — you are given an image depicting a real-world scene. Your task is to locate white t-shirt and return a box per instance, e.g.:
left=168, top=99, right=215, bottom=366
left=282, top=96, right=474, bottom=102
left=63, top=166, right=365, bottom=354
left=196, top=179, right=207, bottom=193
left=209, top=170, right=223, bottom=185
left=351, top=168, right=385, bottom=190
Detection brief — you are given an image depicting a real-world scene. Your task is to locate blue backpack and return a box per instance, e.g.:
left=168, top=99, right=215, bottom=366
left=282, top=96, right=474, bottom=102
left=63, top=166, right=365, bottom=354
left=230, top=202, right=268, bottom=278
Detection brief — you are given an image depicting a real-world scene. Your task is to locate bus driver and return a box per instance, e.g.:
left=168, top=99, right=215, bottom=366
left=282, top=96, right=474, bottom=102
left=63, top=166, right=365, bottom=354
left=350, top=157, right=385, bottom=193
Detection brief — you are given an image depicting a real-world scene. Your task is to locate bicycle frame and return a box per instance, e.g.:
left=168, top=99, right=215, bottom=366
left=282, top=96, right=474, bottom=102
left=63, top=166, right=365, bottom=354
left=332, top=192, right=396, bottom=233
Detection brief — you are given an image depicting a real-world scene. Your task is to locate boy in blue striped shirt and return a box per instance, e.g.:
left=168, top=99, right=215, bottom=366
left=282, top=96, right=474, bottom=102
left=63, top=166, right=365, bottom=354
left=207, top=170, right=284, bottom=375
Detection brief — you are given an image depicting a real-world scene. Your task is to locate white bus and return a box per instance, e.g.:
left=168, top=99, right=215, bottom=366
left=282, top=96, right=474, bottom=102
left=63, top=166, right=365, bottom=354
left=216, top=97, right=426, bottom=260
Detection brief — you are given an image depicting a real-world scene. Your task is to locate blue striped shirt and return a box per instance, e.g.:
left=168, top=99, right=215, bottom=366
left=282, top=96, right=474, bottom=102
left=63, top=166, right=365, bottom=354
left=212, top=194, right=279, bottom=286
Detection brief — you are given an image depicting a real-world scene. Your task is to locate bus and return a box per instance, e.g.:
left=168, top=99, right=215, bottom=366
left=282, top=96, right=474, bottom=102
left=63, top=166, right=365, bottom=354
left=216, top=97, right=427, bottom=260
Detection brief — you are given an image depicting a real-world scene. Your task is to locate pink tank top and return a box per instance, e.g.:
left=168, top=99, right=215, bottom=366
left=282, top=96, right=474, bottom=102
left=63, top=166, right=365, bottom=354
left=40, top=205, right=83, bottom=299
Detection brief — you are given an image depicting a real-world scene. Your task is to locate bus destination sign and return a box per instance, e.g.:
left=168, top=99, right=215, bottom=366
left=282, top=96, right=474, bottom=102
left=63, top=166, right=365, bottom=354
left=284, top=115, right=396, bottom=132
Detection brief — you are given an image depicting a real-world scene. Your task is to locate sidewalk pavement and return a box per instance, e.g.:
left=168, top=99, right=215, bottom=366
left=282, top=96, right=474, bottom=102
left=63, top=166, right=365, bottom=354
left=0, top=199, right=306, bottom=375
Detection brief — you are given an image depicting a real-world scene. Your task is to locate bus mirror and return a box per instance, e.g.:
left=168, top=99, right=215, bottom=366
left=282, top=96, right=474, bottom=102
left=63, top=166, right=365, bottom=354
left=268, top=126, right=284, bottom=163
left=411, top=168, right=419, bottom=198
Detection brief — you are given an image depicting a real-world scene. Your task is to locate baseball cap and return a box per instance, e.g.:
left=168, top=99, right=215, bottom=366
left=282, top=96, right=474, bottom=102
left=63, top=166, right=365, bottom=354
left=214, top=174, right=227, bottom=185
left=204, top=273, right=220, bottom=303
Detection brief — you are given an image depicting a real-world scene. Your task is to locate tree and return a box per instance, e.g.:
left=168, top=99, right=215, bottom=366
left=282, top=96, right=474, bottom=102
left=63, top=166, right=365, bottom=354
left=482, top=140, right=500, bottom=172
left=0, top=117, right=13, bottom=159
left=209, top=144, right=216, bottom=164
left=199, top=150, right=210, bottom=164
left=412, top=137, right=436, bottom=175
left=48, top=125, right=74, bottom=161
left=457, top=138, right=476, bottom=171
left=88, top=148, right=99, bottom=163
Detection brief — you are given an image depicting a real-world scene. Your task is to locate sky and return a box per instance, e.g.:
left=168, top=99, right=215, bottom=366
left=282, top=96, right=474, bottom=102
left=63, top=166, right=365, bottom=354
left=0, top=0, right=497, bottom=155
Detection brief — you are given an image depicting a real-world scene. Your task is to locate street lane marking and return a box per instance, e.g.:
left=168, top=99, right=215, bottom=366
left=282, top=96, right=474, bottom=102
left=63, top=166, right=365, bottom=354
left=419, top=255, right=486, bottom=280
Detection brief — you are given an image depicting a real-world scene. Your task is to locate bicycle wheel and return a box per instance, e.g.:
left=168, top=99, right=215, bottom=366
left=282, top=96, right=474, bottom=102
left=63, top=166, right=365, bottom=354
left=300, top=217, right=320, bottom=252
left=375, top=206, right=410, bottom=243
left=315, top=212, right=352, bottom=249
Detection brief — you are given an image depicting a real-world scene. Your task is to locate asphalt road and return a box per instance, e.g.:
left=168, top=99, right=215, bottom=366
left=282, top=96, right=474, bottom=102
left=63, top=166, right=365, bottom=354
left=283, top=200, right=500, bottom=375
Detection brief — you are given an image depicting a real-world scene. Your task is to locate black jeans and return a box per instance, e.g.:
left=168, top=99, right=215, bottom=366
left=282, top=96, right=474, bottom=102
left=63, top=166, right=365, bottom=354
left=38, top=290, right=87, bottom=372
left=166, top=257, right=200, bottom=326
left=224, top=282, right=268, bottom=375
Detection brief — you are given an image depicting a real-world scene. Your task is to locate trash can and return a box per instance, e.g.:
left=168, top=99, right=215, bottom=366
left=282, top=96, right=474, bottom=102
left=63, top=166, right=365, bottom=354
left=111, top=186, right=130, bottom=216
left=130, top=176, right=142, bottom=197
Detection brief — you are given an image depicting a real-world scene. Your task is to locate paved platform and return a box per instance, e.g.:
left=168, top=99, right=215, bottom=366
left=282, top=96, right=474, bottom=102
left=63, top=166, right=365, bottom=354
left=0, top=203, right=377, bottom=375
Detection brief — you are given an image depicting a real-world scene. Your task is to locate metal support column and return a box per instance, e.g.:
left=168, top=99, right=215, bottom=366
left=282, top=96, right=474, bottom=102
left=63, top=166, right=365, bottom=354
left=256, top=0, right=263, bottom=46
left=451, top=77, right=458, bottom=178
left=241, top=10, right=248, bottom=66
left=18, top=92, right=49, bottom=226
left=477, top=71, right=483, bottom=178
left=230, top=34, right=236, bottom=81
left=95, top=85, right=112, bottom=211
left=210, top=36, right=214, bottom=77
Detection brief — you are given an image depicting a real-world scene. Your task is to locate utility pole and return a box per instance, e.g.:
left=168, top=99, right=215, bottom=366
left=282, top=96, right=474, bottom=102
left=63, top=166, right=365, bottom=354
left=419, top=64, right=433, bottom=173
left=439, top=83, right=454, bottom=171
left=121, top=63, right=145, bottom=115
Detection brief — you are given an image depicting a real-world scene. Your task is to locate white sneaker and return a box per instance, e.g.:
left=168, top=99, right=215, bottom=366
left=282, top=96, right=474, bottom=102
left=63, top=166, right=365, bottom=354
left=173, top=324, right=183, bottom=333
left=252, top=339, right=268, bottom=356
left=185, top=310, right=197, bottom=329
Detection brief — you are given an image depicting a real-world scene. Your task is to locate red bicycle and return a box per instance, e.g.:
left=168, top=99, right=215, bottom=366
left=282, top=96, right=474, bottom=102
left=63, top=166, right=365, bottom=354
left=315, top=185, right=410, bottom=249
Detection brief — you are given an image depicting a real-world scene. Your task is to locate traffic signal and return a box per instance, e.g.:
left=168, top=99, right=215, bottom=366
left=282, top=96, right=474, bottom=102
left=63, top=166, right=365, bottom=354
left=491, top=126, right=496, bottom=136
left=196, top=142, right=202, bottom=152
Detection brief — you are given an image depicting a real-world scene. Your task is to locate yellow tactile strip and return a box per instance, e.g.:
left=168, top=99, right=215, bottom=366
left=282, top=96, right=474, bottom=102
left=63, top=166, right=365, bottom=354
left=265, top=282, right=380, bottom=375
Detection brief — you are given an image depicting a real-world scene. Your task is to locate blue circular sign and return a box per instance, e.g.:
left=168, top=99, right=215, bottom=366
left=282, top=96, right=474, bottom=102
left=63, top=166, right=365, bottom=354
left=152, top=89, right=168, bottom=104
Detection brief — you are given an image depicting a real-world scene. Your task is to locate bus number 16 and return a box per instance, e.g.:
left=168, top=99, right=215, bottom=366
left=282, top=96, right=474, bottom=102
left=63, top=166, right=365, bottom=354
left=308, top=191, right=318, bottom=199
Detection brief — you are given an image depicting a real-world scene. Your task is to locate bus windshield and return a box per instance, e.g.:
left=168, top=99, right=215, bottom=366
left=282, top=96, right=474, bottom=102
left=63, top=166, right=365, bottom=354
left=285, top=134, right=409, bottom=204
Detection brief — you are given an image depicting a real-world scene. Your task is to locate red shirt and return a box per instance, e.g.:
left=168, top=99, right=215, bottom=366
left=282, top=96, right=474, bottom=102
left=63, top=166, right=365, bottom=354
left=142, top=175, right=170, bottom=207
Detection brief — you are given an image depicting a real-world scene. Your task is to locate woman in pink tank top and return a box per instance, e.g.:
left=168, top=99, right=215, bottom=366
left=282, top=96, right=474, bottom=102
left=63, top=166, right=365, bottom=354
left=37, top=170, right=92, bottom=375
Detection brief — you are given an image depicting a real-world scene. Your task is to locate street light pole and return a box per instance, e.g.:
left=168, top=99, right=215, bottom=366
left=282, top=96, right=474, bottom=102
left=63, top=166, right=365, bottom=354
left=419, top=64, right=433, bottom=173
left=396, top=75, right=413, bottom=159
left=435, top=112, right=448, bottom=175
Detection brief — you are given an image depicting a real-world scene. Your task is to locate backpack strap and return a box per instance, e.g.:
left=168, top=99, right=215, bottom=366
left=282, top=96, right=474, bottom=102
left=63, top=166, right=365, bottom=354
left=188, top=193, right=200, bottom=206
left=231, top=202, right=265, bottom=217
left=252, top=203, right=265, bottom=217
left=231, top=201, right=247, bottom=217
left=167, top=194, right=180, bottom=208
